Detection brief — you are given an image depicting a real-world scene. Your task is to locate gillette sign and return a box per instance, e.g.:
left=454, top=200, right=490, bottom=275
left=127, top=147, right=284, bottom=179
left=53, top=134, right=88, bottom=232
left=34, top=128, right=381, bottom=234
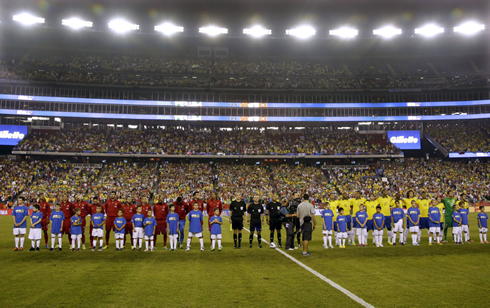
left=0, top=125, right=28, bottom=145
left=387, top=131, right=421, bottom=150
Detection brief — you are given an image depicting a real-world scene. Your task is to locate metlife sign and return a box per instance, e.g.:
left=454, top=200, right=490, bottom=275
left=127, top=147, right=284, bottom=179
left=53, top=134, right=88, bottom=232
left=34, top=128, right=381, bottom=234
left=0, top=125, right=28, bottom=145
left=387, top=131, right=421, bottom=150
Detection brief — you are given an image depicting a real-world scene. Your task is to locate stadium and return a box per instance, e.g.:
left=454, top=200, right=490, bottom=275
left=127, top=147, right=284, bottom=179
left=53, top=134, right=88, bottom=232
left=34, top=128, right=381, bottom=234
left=1, top=0, right=489, bottom=307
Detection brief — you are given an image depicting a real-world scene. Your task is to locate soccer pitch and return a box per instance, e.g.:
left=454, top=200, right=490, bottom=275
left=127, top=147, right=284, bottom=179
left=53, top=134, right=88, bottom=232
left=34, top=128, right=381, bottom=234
left=1, top=213, right=489, bottom=308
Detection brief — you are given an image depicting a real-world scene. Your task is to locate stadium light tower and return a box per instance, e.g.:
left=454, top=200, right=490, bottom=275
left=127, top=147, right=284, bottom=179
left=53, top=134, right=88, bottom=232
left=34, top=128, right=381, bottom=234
left=286, top=26, right=316, bottom=39
left=454, top=21, right=485, bottom=35
left=373, top=26, right=402, bottom=38
left=108, top=19, right=140, bottom=33
left=154, top=22, right=184, bottom=36
left=199, top=26, right=228, bottom=36
left=12, top=13, right=45, bottom=26
left=62, top=18, right=93, bottom=30
left=414, top=24, right=444, bottom=37
left=243, top=25, right=271, bottom=38
left=329, top=27, right=358, bottom=38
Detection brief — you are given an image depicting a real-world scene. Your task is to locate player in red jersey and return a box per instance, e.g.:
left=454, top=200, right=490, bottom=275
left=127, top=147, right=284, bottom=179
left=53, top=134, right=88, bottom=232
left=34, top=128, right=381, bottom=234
left=153, top=194, right=169, bottom=249
left=89, top=197, right=104, bottom=248
left=122, top=197, right=136, bottom=248
left=140, top=196, right=152, bottom=218
left=73, top=194, right=90, bottom=249
left=60, top=194, right=73, bottom=247
left=189, top=192, right=205, bottom=212
left=173, top=197, right=190, bottom=249
left=37, top=193, right=51, bottom=248
left=207, top=191, right=223, bottom=220
left=103, top=191, right=122, bottom=249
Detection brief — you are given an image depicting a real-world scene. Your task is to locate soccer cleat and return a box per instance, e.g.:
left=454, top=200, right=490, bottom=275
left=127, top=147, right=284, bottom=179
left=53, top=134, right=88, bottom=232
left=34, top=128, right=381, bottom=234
left=29, top=247, right=35, bottom=252
left=186, top=247, right=191, bottom=251
left=151, top=248, right=155, bottom=252
left=342, top=245, right=346, bottom=248
left=429, top=242, right=432, bottom=246
left=70, top=245, right=73, bottom=250
left=82, top=245, right=86, bottom=250
left=132, top=247, right=136, bottom=251
left=71, top=249, right=76, bottom=252
left=363, top=244, right=367, bottom=247
left=211, top=247, right=216, bottom=251
left=329, top=245, right=334, bottom=249
left=58, top=248, right=62, bottom=252
left=180, top=244, right=184, bottom=249
left=219, top=246, right=223, bottom=251
left=163, top=247, right=168, bottom=250
left=45, top=244, right=48, bottom=249
left=438, top=242, right=443, bottom=245
left=233, top=246, right=237, bottom=249
left=298, top=244, right=302, bottom=248
left=376, top=244, right=379, bottom=248
left=249, top=244, right=253, bottom=249
left=92, top=247, right=96, bottom=251
left=413, top=243, right=419, bottom=246
left=138, top=248, right=142, bottom=251
left=49, top=248, right=54, bottom=251
left=200, top=246, right=205, bottom=251
left=485, top=241, right=489, bottom=244
left=358, top=244, right=362, bottom=247
left=467, top=240, right=474, bottom=243
left=294, top=246, right=298, bottom=249
left=349, top=243, right=355, bottom=246
left=131, top=246, right=134, bottom=249
left=302, top=252, right=312, bottom=256
left=392, top=243, right=396, bottom=246
left=380, top=244, right=384, bottom=247
left=144, top=249, right=149, bottom=252
left=115, top=248, right=119, bottom=251
left=238, top=246, right=242, bottom=249
left=77, top=248, right=81, bottom=251
left=287, top=248, right=294, bottom=251
left=55, top=244, right=59, bottom=249
left=258, top=245, right=262, bottom=249
left=400, top=243, right=405, bottom=246
left=278, top=245, right=283, bottom=248
left=103, top=245, right=108, bottom=250
left=98, top=247, right=103, bottom=252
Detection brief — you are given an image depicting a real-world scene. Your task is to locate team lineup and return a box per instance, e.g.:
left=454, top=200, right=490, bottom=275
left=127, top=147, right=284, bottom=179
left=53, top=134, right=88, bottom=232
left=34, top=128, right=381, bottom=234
left=11, top=189, right=489, bottom=254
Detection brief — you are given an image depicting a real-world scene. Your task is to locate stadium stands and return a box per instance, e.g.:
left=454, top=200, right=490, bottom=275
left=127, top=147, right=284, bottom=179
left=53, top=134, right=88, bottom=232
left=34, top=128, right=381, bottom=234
left=425, top=123, right=490, bottom=153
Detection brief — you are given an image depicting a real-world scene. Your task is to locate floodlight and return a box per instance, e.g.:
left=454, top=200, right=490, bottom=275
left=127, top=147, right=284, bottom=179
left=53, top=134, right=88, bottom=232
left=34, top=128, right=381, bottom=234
left=199, top=26, right=228, bottom=36
left=154, top=22, right=184, bottom=35
left=108, top=19, right=139, bottom=33
left=454, top=21, right=485, bottom=35
left=286, top=26, right=316, bottom=39
left=373, top=26, right=402, bottom=38
left=243, top=25, right=271, bottom=38
left=12, top=13, right=45, bottom=26
left=329, top=27, right=358, bottom=38
left=62, top=18, right=93, bottom=29
left=414, top=24, right=444, bottom=37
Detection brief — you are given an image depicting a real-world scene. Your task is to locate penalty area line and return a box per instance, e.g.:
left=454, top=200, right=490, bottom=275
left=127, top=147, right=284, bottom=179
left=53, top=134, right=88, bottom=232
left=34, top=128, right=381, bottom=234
left=226, top=217, right=375, bottom=308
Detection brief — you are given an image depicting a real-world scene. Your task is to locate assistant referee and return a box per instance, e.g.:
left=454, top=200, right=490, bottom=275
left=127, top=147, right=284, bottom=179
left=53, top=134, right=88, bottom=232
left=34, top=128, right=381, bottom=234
left=229, top=192, right=247, bottom=249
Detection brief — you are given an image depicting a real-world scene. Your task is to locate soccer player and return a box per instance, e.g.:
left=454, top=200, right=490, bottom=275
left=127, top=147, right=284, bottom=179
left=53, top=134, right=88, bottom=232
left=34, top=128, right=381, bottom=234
left=336, top=208, right=348, bottom=248
left=38, top=193, right=51, bottom=248
left=266, top=195, right=282, bottom=248
left=373, top=206, right=385, bottom=247
left=122, top=198, right=136, bottom=249
left=442, top=191, right=457, bottom=243
left=71, top=208, right=83, bottom=252
left=166, top=204, right=180, bottom=251
left=12, top=196, right=29, bottom=251
left=365, top=193, right=379, bottom=245
left=428, top=199, right=442, bottom=245
left=247, top=195, right=264, bottom=248
left=186, top=201, right=204, bottom=251
left=132, top=205, right=145, bottom=251
left=477, top=206, right=488, bottom=243
left=28, top=204, right=43, bottom=251
left=210, top=208, right=223, bottom=251
left=49, top=203, right=64, bottom=252
left=328, top=193, right=339, bottom=246
left=407, top=200, right=421, bottom=246
left=355, top=205, right=368, bottom=247
left=350, top=191, right=366, bottom=246
left=436, top=197, right=445, bottom=244
left=377, top=189, right=392, bottom=245
left=452, top=204, right=463, bottom=245
left=104, top=191, right=122, bottom=249
left=60, top=194, right=73, bottom=248
left=114, top=209, right=126, bottom=251
left=91, top=205, right=106, bottom=252
left=189, top=192, right=205, bottom=212
left=417, top=192, right=430, bottom=244
left=173, top=197, right=189, bottom=249
left=89, top=197, right=104, bottom=248
left=339, top=192, right=353, bottom=245
left=73, top=194, right=90, bottom=249
left=207, top=192, right=223, bottom=230
left=391, top=200, right=405, bottom=246
left=230, top=192, right=247, bottom=249
left=153, top=195, right=169, bottom=249
left=459, top=201, right=472, bottom=243
left=143, top=210, right=157, bottom=252
left=289, top=192, right=303, bottom=248
left=321, top=202, right=334, bottom=249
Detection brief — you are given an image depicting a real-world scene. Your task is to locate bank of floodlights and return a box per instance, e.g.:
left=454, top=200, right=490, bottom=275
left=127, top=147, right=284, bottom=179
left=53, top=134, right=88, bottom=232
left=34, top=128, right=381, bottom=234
left=373, top=26, right=402, bottom=38
left=62, top=18, right=93, bottom=30
left=414, top=24, right=444, bottom=37
left=108, top=19, right=139, bottom=33
left=454, top=21, right=485, bottom=35
left=286, top=26, right=316, bottom=39
left=154, top=22, right=184, bottom=36
left=13, top=13, right=45, bottom=26
left=329, top=27, right=358, bottom=38
left=243, top=26, right=272, bottom=38
left=199, top=26, right=228, bottom=36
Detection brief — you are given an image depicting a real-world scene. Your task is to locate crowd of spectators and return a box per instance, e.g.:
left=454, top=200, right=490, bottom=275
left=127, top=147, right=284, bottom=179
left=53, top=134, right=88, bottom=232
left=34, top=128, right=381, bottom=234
left=426, top=123, right=490, bottom=153
left=0, top=159, right=47, bottom=204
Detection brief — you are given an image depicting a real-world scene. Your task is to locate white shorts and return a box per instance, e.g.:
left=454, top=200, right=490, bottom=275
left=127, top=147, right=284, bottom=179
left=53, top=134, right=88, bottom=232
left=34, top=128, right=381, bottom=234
left=452, top=227, right=462, bottom=234
left=210, top=234, right=222, bottom=240
left=393, top=220, right=404, bottom=232
left=169, top=234, right=178, bottom=239
left=373, top=229, right=384, bottom=237
left=188, top=232, right=203, bottom=238
left=429, top=227, right=441, bottom=234
left=133, top=227, right=143, bottom=238
left=409, top=226, right=419, bottom=233
left=71, top=234, right=82, bottom=240
left=461, top=225, right=469, bottom=233
left=115, top=233, right=124, bottom=239
left=144, top=235, right=154, bottom=240
left=338, top=232, right=347, bottom=239
left=28, top=228, right=42, bottom=240
left=13, top=228, right=26, bottom=235
left=356, top=228, right=367, bottom=236
left=322, top=230, right=333, bottom=235
left=92, top=228, right=104, bottom=238
left=480, top=228, right=488, bottom=233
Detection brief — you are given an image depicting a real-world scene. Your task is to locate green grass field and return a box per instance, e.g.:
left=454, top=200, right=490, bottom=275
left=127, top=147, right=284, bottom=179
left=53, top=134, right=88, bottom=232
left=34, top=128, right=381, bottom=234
left=1, top=213, right=489, bottom=308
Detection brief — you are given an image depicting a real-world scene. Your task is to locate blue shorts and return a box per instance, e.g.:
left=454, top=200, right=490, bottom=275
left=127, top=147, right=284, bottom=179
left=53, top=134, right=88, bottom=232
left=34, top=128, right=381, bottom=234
left=179, top=220, right=185, bottom=233
left=440, top=222, right=444, bottom=229
left=334, top=223, right=338, bottom=232
left=366, top=220, right=374, bottom=231
left=419, top=217, right=429, bottom=229
left=384, top=216, right=392, bottom=230
left=352, top=217, right=359, bottom=228
left=345, top=216, right=352, bottom=230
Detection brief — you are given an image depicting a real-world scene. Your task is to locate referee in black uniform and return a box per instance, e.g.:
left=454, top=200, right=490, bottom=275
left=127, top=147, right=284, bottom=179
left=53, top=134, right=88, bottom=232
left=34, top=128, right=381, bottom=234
left=229, top=192, right=247, bottom=249
left=266, top=196, right=282, bottom=248
left=247, top=195, right=264, bottom=248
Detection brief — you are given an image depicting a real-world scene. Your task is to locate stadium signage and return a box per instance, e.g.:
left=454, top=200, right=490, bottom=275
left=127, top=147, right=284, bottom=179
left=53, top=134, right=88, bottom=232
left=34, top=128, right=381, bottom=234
left=0, top=125, right=28, bottom=145
left=387, top=131, right=421, bottom=150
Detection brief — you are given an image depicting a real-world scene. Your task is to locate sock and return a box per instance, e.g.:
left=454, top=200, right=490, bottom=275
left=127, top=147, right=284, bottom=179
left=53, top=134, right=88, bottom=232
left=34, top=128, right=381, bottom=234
left=429, top=235, right=432, bottom=243
left=388, top=231, right=392, bottom=242
left=399, top=232, right=404, bottom=243
left=484, top=234, right=487, bottom=241
left=323, top=236, right=327, bottom=246
left=15, top=237, right=19, bottom=248
left=443, top=227, right=448, bottom=241
left=145, top=240, right=149, bottom=250
left=212, top=239, right=216, bottom=249
left=277, top=233, right=282, bottom=246
left=187, top=238, right=191, bottom=247
left=412, top=234, right=416, bottom=245
left=297, top=233, right=301, bottom=245
left=44, top=230, right=49, bottom=245
left=163, top=234, right=167, bottom=247
left=218, top=239, right=222, bottom=247
left=238, top=233, right=242, bottom=246
left=150, top=239, right=154, bottom=249
left=36, top=240, right=40, bottom=248
left=82, top=234, right=85, bottom=245
left=378, top=235, right=382, bottom=245
left=392, top=233, right=396, bottom=243
left=31, top=240, right=35, bottom=248
left=133, top=238, right=137, bottom=248
left=480, top=233, right=483, bottom=242
left=436, top=235, right=440, bottom=243
left=342, top=239, right=345, bottom=246
left=105, top=231, right=110, bottom=246
left=93, top=240, right=97, bottom=248
left=174, top=236, right=178, bottom=248
left=199, top=238, right=204, bottom=248
left=139, top=238, right=143, bottom=248
left=233, top=234, right=237, bottom=246
left=328, top=235, right=332, bottom=246
left=52, top=235, right=56, bottom=248
left=358, top=235, right=362, bottom=245
left=77, top=238, right=81, bottom=249
left=67, top=234, right=71, bottom=246
left=417, top=230, right=422, bottom=242
left=270, top=233, right=274, bottom=243
left=72, top=239, right=76, bottom=249
left=116, top=240, right=120, bottom=249
left=58, top=236, right=62, bottom=248
left=249, top=234, right=253, bottom=245
left=464, top=232, right=469, bottom=242
left=404, top=229, right=408, bottom=242
left=258, top=234, right=262, bottom=245
left=99, top=239, right=103, bottom=248
left=19, top=237, right=24, bottom=248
